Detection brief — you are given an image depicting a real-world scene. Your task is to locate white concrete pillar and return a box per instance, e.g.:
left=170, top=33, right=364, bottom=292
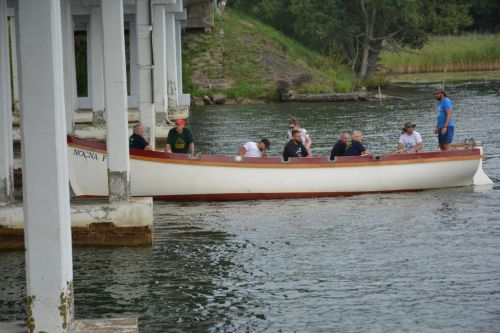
left=90, top=5, right=105, bottom=114
left=8, top=15, right=19, bottom=111
left=61, top=0, right=77, bottom=134
left=16, top=0, right=74, bottom=331
left=152, top=5, right=167, bottom=115
left=101, top=0, right=130, bottom=200
left=165, top=12, right=179, bottom=113
left=0, top=0, right=14, bottom=204
left=136, top=0, right=155, bottom=146
left=175, top=9, right=190, bottom=107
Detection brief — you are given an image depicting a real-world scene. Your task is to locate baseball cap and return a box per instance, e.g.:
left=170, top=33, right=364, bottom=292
left=402, top=121, right=416, bottom=133
left=433, top=86, right=446, bottom=95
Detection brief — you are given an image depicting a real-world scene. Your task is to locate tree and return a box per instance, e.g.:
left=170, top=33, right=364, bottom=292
left=348, top=0, right=426, bottom=78
left=467, top=0, right=500, bottom=32
left=230, top=0, right=476, bottom=78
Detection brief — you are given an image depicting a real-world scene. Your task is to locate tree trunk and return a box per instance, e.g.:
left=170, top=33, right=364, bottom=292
left=359, top=42, right=370, bottom=78
left=358, top=2, right=376, bottom=79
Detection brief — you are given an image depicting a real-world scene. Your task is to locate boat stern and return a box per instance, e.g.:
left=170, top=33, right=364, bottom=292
left=472, top=147, right=494, bottom=185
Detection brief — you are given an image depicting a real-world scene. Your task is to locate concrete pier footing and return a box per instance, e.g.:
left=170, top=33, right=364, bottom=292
left=0, top=318, right=139, bottom=333
left=0, top=197, right=153, bottom=250
left=71, top=318, right=139, bottom=333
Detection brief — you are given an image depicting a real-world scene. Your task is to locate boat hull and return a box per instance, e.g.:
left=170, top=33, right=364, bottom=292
left=68, top=137, right=488, bottom=201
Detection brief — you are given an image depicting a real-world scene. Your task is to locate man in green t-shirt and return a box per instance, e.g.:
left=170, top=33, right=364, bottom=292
left=165, top=119, right=195, bottom=154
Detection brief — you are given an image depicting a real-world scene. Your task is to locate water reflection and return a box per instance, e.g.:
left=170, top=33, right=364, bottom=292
left=1, top=81, right=499, bottom=332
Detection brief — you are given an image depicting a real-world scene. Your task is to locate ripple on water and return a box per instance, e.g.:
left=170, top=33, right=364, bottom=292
left=1, top=82, right=500, bottom=332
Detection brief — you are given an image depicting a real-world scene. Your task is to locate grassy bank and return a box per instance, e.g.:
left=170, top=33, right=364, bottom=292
left=182, top=9, right=356, bottom=101
left=380, top=33, right=500, bottom=74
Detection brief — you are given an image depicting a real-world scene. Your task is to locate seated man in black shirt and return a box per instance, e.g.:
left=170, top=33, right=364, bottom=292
left=283, top=130, right=310, bottom=161
left=129, top=124, right=153, bottom=150
left=330, top=132, right=350, bottom=160
left=344, top=130, right=368, bottom=156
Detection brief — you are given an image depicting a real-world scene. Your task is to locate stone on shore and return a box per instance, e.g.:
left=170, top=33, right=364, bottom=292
left=212, top=93, right=227, bottom=105
left=203, top=95, right=214, bottom=105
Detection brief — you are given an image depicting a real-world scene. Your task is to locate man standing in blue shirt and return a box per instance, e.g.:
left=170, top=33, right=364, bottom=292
left=433, top=87, right=454, bottom=151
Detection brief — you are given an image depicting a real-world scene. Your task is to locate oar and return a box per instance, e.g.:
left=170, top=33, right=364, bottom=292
left=374, top=148, right=406, bottom=160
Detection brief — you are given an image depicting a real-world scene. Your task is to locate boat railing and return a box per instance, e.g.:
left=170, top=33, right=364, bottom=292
left=449, top=138, right=482, bottom=150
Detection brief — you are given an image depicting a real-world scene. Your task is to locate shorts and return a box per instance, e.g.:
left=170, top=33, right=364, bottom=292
left=438, top=126, right=454, bottom=145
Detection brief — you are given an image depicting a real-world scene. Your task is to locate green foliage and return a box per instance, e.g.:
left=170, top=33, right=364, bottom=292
left=421, top=2, right=474, bottom=34
left=182, top=8, right=357, bottom=100
left=225, top=84, right=278, bottom=100
left=361, top=76, right=391, bottom=89
left=468, top=0, right=500, bottom=32
left=230, top=0, right=486, bottom=78
left=380, top=33, right=500, bottom=73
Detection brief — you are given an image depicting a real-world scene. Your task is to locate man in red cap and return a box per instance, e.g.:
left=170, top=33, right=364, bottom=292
left=165, top=119, right=195, bottom=155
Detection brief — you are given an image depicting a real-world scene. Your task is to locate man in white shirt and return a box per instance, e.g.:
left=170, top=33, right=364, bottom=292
left=398, top=121, right=423, bottom=153
left=238, top=138, right=271, bottom=157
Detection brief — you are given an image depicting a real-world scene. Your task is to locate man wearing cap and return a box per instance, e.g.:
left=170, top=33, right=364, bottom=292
left=433, top=87, right=454, bottom=150
left=398, top=122, right=422, bottom=153
left=165, top=119, right=195, bottom=155
left=238, top=138, right=271, bottom=157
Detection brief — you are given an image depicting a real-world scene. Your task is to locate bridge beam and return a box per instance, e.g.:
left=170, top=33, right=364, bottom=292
left=175, top=9, right=190, bottom=107
left=152, top=4, right=168, bottom=116
left=61, top=0, right=77, bottom=134
left=17, top=0, right=74, bottom=330
left=101, top=0, right=131, bottom=200
left=90, top=4, right=105, bottom=115
left=165, top=11, right=179, bottom=113
left=136, top=0, right=155, bottom=146
left=0, top=0, right=14, bottom=205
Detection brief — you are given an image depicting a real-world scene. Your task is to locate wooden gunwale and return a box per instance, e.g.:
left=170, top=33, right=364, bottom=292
left=67, top=136, right=481, bottom=169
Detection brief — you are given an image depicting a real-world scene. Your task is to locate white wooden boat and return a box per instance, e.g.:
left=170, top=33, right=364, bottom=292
left=68, top=136, right=493, bottom=201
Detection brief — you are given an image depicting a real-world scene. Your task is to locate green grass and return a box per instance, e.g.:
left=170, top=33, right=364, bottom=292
left=380, top=33, right=500, bottom=74
left=182, top=9, right=356, bottom=100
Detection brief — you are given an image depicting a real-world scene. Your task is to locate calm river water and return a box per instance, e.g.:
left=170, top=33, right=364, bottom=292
left=1, top=81, right=500, bottom=332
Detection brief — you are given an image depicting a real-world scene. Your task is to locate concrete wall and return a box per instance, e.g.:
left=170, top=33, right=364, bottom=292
left=183, top=0, right=214, bottom=31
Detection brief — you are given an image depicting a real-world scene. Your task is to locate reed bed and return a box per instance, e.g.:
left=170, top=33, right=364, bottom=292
left=380, top=34, right=500, bottom=74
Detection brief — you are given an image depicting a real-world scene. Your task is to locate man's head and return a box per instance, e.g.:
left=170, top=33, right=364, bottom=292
left=402, top=121, right=416, bottom=134
left=133, top=124, right=144, bottom=136
left=291, top=129, right=302, bottom=143
left=175, top=119, right=187, bottom=133
left=339, top=132, right=350, bottom=143
left=433, top=87, right=446, bottom=101
left=257, top=138, right=270, bottom=152
left=288, top=118, right=301, bottom=131
left=352, top=131, right=363, bottom=142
